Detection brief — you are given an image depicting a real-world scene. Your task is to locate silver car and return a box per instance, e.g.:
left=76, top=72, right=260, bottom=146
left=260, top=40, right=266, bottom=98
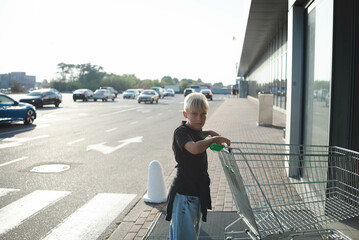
left=138, top=90, right=159, bottom=104
left=123, top=89, right=140, bottom=99
left=93, top=89, right=115, bottom=101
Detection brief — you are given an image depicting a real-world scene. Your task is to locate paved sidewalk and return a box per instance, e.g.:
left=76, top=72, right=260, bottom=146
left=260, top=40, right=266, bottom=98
left=108, top=97, right=359, bottom=240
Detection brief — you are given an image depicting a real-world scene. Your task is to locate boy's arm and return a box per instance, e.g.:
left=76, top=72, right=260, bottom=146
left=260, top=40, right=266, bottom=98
left=184, top=136, right=231, bottom=155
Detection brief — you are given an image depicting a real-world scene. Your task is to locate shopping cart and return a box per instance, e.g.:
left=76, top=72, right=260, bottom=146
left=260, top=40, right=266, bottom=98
left=210, top=142, right=359, bottom=240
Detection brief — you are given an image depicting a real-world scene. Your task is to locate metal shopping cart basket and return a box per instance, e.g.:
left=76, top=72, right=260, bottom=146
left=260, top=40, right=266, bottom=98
left=210, top=142, right=359, bottom=240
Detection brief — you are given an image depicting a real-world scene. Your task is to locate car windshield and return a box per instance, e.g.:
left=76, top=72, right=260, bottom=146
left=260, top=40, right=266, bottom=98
left=28, top=91, right=43, bottom=96
left=74, top=90, right=86, bottom=93
left=142, top=91, right=153, bottom=95
left=126, top=90, right=135, bottom=93
left=95, top=90, right=105, bottom=93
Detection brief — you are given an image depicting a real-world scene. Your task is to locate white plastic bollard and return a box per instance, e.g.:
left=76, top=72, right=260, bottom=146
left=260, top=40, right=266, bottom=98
left=143, top=160, right=167, bottom=203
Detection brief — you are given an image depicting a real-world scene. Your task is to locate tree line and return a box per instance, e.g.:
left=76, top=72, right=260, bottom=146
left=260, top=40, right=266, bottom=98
left=44, top=62, right=217, bottom=92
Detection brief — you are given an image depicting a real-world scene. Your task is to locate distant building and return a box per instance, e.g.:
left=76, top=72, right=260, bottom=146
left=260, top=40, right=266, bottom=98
left=0, top=72, right=36, bottom=91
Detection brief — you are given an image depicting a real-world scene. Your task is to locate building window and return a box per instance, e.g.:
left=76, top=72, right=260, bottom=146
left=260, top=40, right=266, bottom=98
left=303, top=0, right=333, bottom=146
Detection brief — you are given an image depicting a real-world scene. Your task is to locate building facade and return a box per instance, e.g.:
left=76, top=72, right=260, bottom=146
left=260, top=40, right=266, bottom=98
left=238, top=0, right=359, bottom=151
left=0, top=72, right=36, bottom=92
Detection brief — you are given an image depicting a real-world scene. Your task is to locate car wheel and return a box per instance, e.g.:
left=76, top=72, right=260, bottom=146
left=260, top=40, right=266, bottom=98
left=37, top=102, right=43, bottom=108
left=73, top=99, right=76, bottom=102
left=55, top=101, right=60, bottom=107
left=24, top=109, right=35, bottom=125
left=150, top=99, right=153, bottom=104
left=94, top=99, right=97, bottom=101
left=112, top=98, right=115, bottom=101
left=156, top=99, right=158, bottom=103
left=138, top=100, right=141, bottom=104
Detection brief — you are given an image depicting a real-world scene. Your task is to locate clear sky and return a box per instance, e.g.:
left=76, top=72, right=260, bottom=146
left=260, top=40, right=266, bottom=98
left=0, top=0, right=250, bottom=86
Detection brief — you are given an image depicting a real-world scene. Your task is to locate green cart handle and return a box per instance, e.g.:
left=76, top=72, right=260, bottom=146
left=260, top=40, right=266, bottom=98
left=210, top=143, right=225, bottom=151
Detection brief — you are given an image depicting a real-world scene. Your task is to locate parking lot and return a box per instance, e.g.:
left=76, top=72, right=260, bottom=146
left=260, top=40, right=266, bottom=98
left=0, top=92, right=229, bottom=240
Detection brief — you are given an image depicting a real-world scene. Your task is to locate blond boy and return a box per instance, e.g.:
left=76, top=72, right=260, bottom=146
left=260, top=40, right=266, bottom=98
left=166, top=92, right=231, bottom=240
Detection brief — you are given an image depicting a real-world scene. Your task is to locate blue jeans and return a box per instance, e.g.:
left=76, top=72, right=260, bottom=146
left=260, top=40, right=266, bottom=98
left=170, top=193, right=202, bottom=240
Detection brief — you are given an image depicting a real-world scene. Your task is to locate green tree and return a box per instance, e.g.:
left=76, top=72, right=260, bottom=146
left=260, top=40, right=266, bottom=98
left=57, top=63, right=76, bottom=82
left=161, top=76, right=175, bottom=86
left=10, top=81, right=23, bottom=93
left=77, top=63, right=106, bottom=90
left=179, top=82, right=189, bottom=92
left=213, top=82, right=224, bottom=89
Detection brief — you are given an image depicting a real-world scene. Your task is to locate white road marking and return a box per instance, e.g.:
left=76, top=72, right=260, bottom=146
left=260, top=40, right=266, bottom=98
left=67, top=138, right=85, bottom=145
left=0, top=135, right=48, bottom=149
left=0, top=157, right=28, bottom=168
left=137, top=109, right=151, bottom=113
left=86, top=136, right=143, bottom=154
left=0, top=190, right=70, bottom=235
left=42, top=193, right=136, bottom=240
left=100, top=107, right=142, bottom=117
left=42, top=110, right=73, bottom=118
left=0, top=188, right=20, bottom=198
left=105, top=128, right=117, bottom=133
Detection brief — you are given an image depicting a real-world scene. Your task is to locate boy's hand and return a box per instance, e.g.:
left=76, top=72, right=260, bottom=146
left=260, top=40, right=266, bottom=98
left=212, top=136, right=231, bottom=146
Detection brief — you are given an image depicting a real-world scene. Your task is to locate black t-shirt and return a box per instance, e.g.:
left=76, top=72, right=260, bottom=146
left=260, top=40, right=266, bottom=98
left=172, top=121, right=208, bottom=196
left=166, top=121, right=212, bottom=222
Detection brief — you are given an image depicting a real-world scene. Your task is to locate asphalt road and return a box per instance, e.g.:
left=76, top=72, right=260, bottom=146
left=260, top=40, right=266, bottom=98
left=0, top=92, right=228, bottom=240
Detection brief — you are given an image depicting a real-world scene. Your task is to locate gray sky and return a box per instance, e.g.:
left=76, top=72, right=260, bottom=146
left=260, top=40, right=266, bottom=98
left=0, top=0, right=250, bottom=86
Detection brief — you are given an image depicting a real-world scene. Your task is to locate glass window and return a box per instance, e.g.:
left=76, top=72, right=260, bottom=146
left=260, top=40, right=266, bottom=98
left=303, top=0, right=333, bottom=146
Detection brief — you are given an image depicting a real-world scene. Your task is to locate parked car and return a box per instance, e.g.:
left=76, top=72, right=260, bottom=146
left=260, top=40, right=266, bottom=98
left=49, top=88, right=62, bottom=101
left=200, top=89, right=213, bottom=101
left=93, top=89, right=115, bottom=101
left=73, top=89, right=93, bottom=101
left=0, top=94, right=36, bottom=125
left=123, top=89, right=140, bottom=99
left=164, top=89, right=175, bottom=97
left=138, top=90, right=159, bottom=104
left=19, top=89, right=62, bottom=108
left=184, top=88, right=195, bottom=97
left=151, top=87, right=165, bottom=99
left=100, top=87, right=118, bottom=97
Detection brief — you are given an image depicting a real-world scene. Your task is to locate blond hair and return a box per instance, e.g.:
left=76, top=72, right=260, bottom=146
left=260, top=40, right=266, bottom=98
left=184, top=92, right=209, bottom=113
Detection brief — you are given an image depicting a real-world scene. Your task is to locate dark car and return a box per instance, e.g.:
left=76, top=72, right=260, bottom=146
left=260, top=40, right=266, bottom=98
left=19, top=89, right=62, bottom=108
left=200, top=89, right=213, bottom=101
left=73, top=89, right=94, bottom=101
left=0, top=94, right=36, bottom=125
left=184, top=88, right=195, bottom=97
left=138, top=90, right=159, bottom=104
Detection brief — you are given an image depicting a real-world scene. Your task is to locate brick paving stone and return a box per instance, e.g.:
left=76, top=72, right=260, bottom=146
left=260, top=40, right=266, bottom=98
left=135, top=228, right=147, bottom=238
left=129, top=224, right=142, bottom=233
left=135, top=217, right=146, bottom=225
left=123, top=232, right=136, bottom=240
